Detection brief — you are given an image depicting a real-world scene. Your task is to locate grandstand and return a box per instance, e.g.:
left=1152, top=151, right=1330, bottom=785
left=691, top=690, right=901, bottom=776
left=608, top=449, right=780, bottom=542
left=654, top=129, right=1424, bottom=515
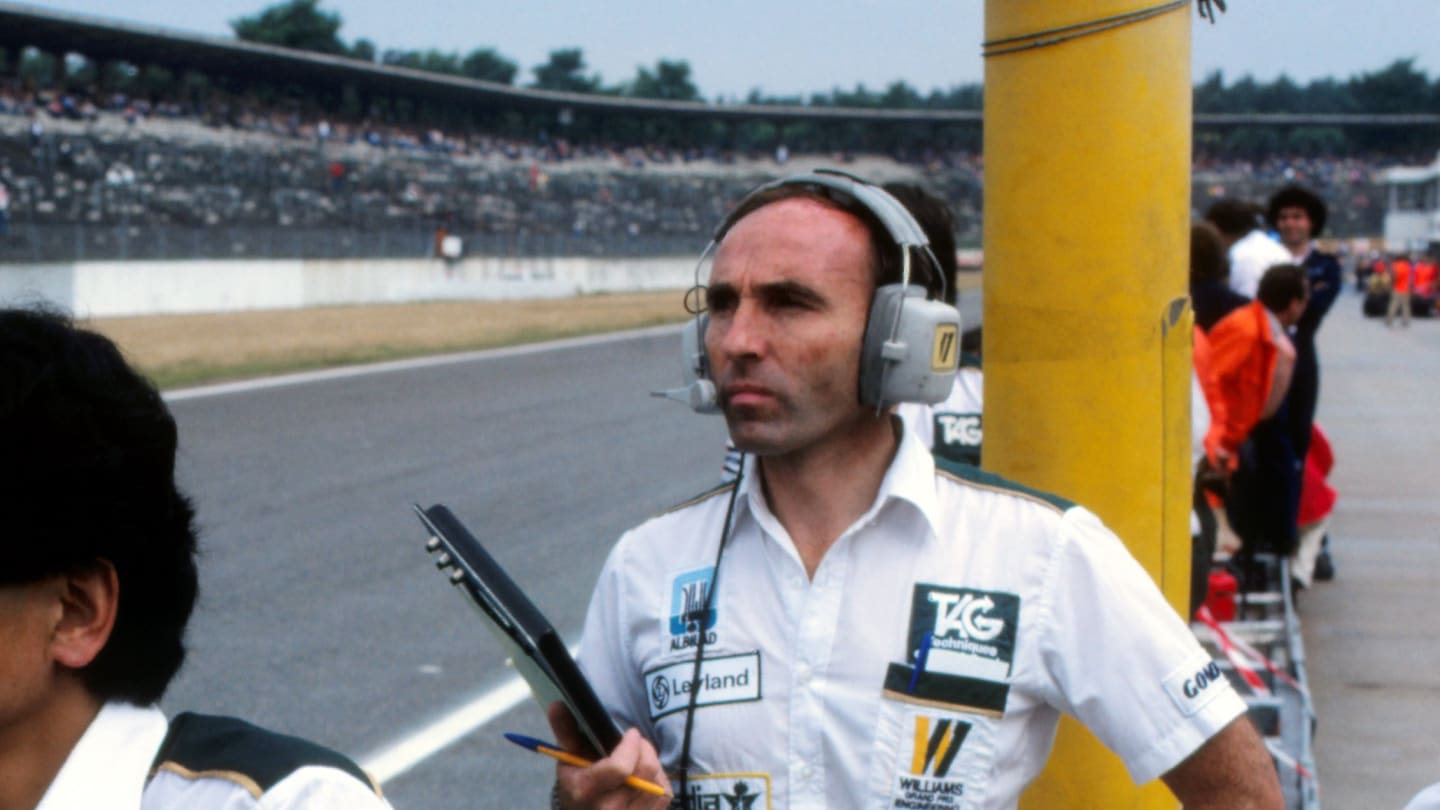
left=0, top=2, right=1419, bottom=263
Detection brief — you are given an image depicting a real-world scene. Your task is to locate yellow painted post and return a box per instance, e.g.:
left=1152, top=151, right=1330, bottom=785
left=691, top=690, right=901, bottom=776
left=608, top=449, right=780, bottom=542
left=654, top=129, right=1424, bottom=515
left=981, top=1, right=1193, bottom=807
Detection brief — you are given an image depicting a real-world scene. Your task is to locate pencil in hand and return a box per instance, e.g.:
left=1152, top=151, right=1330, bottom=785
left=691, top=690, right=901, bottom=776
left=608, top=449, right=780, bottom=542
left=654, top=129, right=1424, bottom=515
left=502, top=732, right=672, bottom=798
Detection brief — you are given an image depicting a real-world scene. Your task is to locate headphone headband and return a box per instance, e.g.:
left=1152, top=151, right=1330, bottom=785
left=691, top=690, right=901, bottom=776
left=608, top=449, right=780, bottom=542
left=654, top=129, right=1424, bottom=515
left=713, top=169, right=931, bottom=250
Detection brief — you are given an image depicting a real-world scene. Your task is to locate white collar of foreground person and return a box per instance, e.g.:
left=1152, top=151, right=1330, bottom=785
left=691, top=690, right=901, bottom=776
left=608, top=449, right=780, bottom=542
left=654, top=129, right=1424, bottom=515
left=37, top=702, right=168, bottom=810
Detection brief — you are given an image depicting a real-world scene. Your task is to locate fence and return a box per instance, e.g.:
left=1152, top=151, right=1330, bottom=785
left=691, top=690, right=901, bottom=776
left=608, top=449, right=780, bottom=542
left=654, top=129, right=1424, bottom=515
left=0, top=222, right=709, bottom=264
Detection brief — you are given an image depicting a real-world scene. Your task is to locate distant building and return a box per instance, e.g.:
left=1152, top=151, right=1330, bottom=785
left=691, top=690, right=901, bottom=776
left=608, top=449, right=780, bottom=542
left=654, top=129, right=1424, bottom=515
left=1380, top=153, right=1440, bottom=251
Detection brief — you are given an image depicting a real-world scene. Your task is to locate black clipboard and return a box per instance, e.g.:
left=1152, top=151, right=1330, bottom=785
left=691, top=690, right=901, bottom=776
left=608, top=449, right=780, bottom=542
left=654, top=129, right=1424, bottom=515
left=412, top=503, right=623, bottom=757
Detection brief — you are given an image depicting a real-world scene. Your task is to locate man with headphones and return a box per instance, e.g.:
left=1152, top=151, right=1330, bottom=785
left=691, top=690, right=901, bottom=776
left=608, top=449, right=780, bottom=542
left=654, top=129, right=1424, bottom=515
left=549, top=173, right=1281, bottom=809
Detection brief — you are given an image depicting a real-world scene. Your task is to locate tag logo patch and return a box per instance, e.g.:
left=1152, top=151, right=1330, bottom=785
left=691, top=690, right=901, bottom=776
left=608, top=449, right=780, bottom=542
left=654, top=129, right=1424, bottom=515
left=678, top=773, right=770, bottom=809
left=669, top=567, right=718, bottom=650
left=933, top=414, right=982, bottom=466
left=644, top=652, right=761, bottom=720
left=910, top=585, right=1019, bottom=681
left=1163, top=651, right=1231, bottom=717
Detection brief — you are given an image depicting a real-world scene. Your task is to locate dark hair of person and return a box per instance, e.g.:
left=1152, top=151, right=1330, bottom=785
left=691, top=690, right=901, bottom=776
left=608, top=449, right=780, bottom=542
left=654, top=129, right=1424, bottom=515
left=1256, top=264, right=1308, bottom=313
left=882, top=182, right=959, bottom=304
left=1203, top=198, right=1262, bottom=238
left=1190, top=221, right=1230, bottom=283
left=0, top=306, right=198, bottom=705
left=1265, top=184, right=1328, bottom=238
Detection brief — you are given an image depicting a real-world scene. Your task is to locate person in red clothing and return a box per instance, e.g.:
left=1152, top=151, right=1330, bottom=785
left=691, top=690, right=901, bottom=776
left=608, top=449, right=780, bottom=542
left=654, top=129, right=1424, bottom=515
left=1292, top=425, right=1337, bottom=588
left=1387, top=254, right=1413, bottom=328
left=1414, top=254, right=1438, bottom=314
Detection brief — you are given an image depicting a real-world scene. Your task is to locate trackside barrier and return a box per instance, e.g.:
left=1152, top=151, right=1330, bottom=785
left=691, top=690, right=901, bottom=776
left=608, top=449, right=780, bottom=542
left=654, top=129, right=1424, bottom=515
left=0, top=256, right=697, bottom=318
left=1192, top=554, right=1319, bottom=809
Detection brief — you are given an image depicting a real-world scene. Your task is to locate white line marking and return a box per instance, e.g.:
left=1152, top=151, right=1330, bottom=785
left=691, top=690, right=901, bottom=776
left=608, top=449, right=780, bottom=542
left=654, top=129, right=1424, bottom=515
left=359, top=643, right=584, bottom=785
left=164, top=324, right=680, bottom=402
left=360, top=672, right=532, bottom=785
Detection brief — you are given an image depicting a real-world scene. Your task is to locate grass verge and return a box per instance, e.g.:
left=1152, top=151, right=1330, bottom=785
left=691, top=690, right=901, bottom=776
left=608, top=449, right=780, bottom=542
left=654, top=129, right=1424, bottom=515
left=88, top=292, right=690, bottom=390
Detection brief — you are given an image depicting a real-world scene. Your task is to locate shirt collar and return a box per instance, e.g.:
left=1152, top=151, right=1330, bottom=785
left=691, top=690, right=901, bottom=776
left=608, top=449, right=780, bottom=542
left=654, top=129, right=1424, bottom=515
left=733, top=417, right=943, bottom=546
left=37, top=702, right=169, bottom=810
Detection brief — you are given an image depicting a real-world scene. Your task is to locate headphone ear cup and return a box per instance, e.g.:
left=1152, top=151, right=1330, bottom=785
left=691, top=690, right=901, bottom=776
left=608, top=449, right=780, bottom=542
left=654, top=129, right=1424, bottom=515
left=859, top=284, right=961, bottom=408
left=859, top=285, right=904, bottom=407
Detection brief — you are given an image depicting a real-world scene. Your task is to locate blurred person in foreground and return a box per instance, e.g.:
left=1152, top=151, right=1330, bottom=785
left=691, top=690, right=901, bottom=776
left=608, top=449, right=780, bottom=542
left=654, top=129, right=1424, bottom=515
left=549, top=174, right=1281, bottom=809
left=0, top=307, right=393, bottom=810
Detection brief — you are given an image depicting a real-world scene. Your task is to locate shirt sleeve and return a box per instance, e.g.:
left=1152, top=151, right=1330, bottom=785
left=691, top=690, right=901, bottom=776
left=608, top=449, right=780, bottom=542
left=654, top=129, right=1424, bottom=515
left=1033, top=507, right=1246, bottom=785
left=260, top=766, right=394, bottom=809
left=577, top=535, right=656, bottom=740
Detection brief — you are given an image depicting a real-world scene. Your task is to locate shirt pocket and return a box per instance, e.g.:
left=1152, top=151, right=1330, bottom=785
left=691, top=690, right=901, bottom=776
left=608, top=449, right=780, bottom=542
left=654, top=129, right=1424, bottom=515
left=867, top=693, right=1000, bottom=810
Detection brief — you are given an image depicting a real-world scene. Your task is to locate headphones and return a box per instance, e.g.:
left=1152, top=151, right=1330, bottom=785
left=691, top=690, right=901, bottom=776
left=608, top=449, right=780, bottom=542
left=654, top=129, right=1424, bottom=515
left=655, top=170, right=962, bottom=414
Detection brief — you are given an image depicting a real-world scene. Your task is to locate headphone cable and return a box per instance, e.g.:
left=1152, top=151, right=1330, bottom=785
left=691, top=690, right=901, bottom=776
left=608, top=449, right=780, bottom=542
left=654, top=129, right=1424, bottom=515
left=674, top=451, right=744, bottom=805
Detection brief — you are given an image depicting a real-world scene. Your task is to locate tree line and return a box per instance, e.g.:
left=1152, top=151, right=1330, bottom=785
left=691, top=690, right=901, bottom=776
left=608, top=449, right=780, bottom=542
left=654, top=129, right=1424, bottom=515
left=5, top=0, right=1438, bottom=157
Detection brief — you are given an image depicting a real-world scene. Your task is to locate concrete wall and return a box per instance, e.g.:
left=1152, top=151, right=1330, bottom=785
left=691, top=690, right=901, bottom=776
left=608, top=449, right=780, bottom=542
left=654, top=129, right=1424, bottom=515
left=0, top=256, right=697, bottom=318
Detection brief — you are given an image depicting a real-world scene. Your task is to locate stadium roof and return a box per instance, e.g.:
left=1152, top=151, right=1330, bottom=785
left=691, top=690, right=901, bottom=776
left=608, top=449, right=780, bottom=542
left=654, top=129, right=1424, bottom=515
left=0, top=2, right=980, bottom=126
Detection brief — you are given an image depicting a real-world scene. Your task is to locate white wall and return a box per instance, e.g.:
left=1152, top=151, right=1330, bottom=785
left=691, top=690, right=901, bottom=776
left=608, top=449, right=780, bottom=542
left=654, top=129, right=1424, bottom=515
left=0, top=256, right=697, bottom=318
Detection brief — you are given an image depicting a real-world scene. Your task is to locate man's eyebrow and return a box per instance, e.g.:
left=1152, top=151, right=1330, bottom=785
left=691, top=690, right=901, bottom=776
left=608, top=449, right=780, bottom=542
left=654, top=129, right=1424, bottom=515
left=756, top=279, right=826, bottom=304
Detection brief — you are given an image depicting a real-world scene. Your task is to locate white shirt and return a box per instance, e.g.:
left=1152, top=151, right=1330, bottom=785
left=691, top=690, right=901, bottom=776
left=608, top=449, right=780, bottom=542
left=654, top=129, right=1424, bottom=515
left=37, top=702, right=391, bottom=810
left=1228, top=230, right=1291, bottom=299
left=896, top=363, right=984, bottom=466
left=579, top=427, right=1245, bottom=810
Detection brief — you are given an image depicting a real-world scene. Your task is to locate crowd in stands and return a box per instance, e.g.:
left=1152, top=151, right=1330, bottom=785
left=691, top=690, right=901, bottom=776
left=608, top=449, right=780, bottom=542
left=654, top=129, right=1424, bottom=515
left=0, top=78, right=1420, bottom=263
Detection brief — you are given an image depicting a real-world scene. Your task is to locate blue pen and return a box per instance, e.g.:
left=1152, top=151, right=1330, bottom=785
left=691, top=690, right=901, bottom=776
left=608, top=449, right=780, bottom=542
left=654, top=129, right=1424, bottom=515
left=908, top=632, right=934, bottom=694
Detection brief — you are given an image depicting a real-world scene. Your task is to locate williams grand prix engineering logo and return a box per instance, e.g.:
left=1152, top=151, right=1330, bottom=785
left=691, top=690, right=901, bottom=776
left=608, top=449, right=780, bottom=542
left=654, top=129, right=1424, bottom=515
left=892, top=716, right=973, bottom=810
left=911, top=716, right=971, bottom=778
left=669, top=566, right=719, bottom=650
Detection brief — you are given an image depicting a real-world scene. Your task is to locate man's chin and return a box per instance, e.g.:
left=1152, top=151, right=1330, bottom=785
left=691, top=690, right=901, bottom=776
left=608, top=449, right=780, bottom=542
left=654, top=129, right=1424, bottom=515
left=725, top=420, right=787, bottom=457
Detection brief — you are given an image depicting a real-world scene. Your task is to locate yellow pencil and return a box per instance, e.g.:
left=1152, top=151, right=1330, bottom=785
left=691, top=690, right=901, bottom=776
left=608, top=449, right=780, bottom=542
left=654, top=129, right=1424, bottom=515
left=503, top=733, right=671, bottom=797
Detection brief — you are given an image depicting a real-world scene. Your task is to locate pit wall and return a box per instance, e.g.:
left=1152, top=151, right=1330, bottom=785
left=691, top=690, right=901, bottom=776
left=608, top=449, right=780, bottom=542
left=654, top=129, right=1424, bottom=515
left=0, top=256, right=697, bottom=318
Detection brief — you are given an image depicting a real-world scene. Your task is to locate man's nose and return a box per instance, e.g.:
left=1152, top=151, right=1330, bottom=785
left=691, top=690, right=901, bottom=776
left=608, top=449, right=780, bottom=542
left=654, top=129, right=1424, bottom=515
left=715, top=300, right=766, bottom=360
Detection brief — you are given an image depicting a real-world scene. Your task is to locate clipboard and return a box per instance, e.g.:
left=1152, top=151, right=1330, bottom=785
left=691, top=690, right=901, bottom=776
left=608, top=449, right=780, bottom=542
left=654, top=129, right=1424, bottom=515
left=412, top=503, right=623, bottom=757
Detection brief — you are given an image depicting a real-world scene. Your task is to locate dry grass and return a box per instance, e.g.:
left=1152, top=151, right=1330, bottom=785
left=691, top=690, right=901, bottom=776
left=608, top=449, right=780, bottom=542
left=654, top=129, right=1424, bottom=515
left=86, top=272, right=983, bottom=389
left=88, top=292, right=690, bottom=389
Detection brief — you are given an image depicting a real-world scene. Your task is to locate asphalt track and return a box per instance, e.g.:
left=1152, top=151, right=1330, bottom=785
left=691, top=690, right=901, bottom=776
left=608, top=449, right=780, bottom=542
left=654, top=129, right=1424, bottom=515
left=155, top=288, right=1437, bottom=807
left=160, top=326, right=728, bottom=809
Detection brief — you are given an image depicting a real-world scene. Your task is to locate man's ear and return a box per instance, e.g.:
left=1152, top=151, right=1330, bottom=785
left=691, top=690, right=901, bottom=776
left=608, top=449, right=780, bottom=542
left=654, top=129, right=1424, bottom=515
left=49, top=561, right=119, bottom=670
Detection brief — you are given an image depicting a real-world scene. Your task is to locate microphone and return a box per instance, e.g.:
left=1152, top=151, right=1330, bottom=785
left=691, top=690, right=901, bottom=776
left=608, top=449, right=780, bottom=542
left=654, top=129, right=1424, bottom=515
left=650, top=379, right=721, bottom=414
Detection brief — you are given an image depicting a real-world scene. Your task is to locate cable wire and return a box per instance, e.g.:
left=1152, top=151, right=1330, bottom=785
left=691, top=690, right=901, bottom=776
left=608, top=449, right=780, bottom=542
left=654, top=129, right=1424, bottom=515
left=982, top=0, right=1189, bottom=58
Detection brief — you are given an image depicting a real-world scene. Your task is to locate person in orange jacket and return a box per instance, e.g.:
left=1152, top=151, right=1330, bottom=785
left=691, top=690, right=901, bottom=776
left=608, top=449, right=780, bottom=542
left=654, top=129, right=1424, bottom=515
left=1387, top=253, right=1413, bottom=328
left=1204, top=265, right=1308, bottom=469
left=1206, top=265, right=1309, bottom=556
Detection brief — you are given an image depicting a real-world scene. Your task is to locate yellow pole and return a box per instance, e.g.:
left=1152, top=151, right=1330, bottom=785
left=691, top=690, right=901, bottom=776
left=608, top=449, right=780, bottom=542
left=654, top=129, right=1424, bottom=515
left=982, top=2, right=1193, bottom=808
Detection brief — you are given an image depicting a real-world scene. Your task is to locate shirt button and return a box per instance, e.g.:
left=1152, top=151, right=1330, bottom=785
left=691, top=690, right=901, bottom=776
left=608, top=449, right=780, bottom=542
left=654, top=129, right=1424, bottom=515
left=794, top=763, right=811, bottom=781
left=796, top=665, right=812, bottom=686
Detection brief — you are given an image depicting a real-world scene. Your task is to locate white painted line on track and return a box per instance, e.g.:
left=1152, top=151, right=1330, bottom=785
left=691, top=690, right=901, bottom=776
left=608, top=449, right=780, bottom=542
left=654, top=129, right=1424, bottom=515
left=360, top=671, right=529, bottom=785
left=164, top=323, right=680, bottom=403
